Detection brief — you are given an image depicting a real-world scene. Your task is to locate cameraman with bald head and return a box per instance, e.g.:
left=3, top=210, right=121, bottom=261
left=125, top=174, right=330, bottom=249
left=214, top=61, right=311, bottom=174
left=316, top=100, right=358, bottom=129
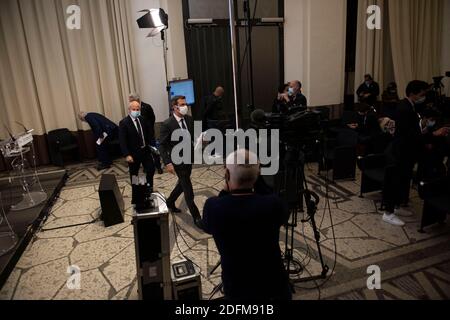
left=202, top=150, right=291, bottom=300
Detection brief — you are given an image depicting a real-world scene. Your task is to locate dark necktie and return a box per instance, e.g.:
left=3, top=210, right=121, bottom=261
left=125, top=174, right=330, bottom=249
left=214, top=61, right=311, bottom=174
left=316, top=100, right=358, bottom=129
left=180, top=118, right=187, bottom=130
left=135, top=119, right=145, bottom=147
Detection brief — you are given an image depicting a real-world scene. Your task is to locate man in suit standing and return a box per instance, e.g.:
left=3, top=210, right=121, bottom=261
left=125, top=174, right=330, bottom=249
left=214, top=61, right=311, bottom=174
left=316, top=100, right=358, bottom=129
left=159, top=96, right=203, bottom=229
left=381, top=80, right=444, bottom=226
left=119, top=101, right=155, bottom=192
left=78, top=112, right=119, bottom=171
left=128, top=93, right=163, bottom=174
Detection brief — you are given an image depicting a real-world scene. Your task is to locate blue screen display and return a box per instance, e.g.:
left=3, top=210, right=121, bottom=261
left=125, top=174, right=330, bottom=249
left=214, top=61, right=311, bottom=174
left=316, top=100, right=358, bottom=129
left=169, top=80, right=195, bottom=105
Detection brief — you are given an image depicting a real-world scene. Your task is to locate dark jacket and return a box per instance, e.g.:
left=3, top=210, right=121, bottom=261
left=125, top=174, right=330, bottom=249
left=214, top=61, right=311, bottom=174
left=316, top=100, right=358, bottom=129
left=159, top=115, right=195, bottom=166
left=140, top=102, right=156, bottom=138
left=84, top=112, right=118, bottom=140
left=202, top=193, right=291, bottom=300
left=119, top=115, right=153, bottom=157
left=357, top=81, right=380, bottom=106
left=287, top=93, right=307, bottom=111
left=204, top=95, right=227, bottom=121
left=391, top=98, right=423, bottom=163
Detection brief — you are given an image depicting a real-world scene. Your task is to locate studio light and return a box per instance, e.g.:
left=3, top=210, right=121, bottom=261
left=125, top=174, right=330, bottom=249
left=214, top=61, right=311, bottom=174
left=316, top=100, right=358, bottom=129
left=137, top=8, right=168, bottom=38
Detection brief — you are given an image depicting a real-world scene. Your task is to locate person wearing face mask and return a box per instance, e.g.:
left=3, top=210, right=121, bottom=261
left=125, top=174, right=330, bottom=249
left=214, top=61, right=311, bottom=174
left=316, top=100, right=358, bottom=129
left=286, top=80, right=307, bottom=112
left=357, top=74, right=380, bottom=107
left=159, top=96, right=203, bottom=230
left=380, top=80, right=431, bottom=226
left=201, top=149, right=291, bottom=300
left=119, top=101, right=155, bottom=193
left=128, top=93, right=163, bottom=175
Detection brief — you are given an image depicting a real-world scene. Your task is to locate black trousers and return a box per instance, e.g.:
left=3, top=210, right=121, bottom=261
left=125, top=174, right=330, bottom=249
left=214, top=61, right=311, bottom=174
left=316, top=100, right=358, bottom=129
left=383, top=161, right=415, bottom=213
left=97, top=128, right=118, bottom=166
left=167, top=165, right=200, bottom=219
left=128, top=147, right=155, bottom=190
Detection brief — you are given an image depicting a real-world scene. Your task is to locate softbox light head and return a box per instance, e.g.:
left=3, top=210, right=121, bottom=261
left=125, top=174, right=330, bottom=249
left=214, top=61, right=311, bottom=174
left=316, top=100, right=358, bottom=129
left=137, top=9, right=168, bottom=38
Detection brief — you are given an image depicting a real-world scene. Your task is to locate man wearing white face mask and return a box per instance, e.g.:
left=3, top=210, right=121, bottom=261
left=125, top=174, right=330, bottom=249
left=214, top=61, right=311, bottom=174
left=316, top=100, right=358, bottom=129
left=381, top=80, right=430, bottom=226
left=119, top=101, right=155, bottom=195
left=287, top=80, right=307, bottom=112
left=159, top=96, right=203, bottom=230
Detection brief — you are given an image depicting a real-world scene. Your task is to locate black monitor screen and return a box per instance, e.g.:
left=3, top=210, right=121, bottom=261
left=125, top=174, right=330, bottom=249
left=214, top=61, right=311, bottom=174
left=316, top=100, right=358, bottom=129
left=169, top=79, right=195, bottom=105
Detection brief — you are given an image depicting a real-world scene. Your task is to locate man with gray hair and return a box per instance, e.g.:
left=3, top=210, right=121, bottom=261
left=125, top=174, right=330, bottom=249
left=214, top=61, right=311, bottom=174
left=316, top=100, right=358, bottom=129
left=129, top=93, right=162, bottom=174
left=202, top=149, right=291, bottom=300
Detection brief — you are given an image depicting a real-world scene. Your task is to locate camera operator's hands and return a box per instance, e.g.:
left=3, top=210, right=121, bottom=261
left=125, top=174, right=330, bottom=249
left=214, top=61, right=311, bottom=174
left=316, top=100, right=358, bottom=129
left=433, top=127, right=450, bottom=137
left=278, top=93, right=290, bottom=102
left=166, top=163, right=176, bottom=175
left=347, top=123, right=359, bottom=130
left=126, top=155, right=134, bottom=164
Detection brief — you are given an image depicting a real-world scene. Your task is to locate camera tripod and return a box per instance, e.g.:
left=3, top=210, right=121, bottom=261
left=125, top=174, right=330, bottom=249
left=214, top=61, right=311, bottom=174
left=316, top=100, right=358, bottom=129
left=208, top=259, right=224, bottom=299
left=278, top=144, right=329, bottom=285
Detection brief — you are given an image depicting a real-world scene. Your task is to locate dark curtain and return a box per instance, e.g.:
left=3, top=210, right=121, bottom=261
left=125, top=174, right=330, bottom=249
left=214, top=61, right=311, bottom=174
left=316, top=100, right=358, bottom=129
left=184, top=26, right=235, bottom=122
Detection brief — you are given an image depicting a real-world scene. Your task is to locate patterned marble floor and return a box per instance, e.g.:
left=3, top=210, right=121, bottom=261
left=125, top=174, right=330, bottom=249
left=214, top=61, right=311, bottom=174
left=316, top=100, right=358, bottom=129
left=1, top=161, right=450, bottom=300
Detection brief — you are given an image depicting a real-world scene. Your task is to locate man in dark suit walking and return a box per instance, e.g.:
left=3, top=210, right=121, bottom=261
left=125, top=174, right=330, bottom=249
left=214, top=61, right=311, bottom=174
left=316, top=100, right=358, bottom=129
left=78, top=112, right=119, bottom=171
left=159, top=96, right=203, bottom=229
left=119, top=101, right=155, bottom=192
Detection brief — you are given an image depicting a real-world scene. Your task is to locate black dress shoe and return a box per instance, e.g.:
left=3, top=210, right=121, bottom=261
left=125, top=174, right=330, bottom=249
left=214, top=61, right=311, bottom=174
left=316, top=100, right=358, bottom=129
left=167, top=204, right=182, bottom=213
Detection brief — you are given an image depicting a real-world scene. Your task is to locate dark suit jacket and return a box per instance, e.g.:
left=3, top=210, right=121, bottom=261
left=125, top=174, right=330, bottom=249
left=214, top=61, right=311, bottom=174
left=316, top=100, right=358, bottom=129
left=288, top=93, right=307, bottom=109
left=357, top=82, right=380, bottom=105
left=140, top=102, right=156, bottom=138
left=391, top=98, right=423, bottom=162
left=119, top=115, right=153, bottom=158
left=159, top=115, right=195, bottom=167
left=202, top=193, right=290, bottom=299
left=84, top=113, right=118, bottom=140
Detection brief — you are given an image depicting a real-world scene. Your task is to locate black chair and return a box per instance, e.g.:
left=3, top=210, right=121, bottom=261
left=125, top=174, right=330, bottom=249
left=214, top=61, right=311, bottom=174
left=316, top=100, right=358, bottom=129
left=319, top=128, right=359, bottom=181
left=47, top=129, right=80, bottom=167
left=418, top=176, right=450, bottom=233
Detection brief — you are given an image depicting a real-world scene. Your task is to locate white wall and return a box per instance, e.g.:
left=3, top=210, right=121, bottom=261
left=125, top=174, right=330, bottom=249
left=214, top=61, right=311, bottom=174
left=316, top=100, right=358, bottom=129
left=284, top=0, right=347, bottom=106
left=441, top=0, right=450, bottom=97
left=129, top=0, right=188, bottom=122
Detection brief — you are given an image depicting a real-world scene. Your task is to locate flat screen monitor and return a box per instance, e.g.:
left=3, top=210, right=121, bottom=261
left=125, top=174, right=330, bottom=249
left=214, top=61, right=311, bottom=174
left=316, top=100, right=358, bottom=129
left=169, top=79, right=195, bottom=105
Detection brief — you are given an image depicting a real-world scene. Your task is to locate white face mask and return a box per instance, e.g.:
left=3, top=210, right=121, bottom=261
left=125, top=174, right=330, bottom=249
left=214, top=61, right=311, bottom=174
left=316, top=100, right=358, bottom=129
left=415, top=96, right=426, bottom=105
left=178, top=105, right=189, bottom=116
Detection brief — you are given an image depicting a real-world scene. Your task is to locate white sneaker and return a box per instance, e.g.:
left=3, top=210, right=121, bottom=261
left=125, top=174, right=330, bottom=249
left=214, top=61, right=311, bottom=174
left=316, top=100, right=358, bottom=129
left=395, top=207, right=414, bottom=217
left=382, top=213, right=405, bottom=227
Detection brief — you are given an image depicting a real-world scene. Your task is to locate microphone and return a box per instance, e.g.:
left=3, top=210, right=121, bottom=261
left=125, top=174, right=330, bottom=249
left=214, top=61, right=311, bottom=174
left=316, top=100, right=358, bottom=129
left=3, top=123, right=15, bottom=141
left=15, top=121, right=29, bottom=132
left=250, top=109, right=266, bottom=125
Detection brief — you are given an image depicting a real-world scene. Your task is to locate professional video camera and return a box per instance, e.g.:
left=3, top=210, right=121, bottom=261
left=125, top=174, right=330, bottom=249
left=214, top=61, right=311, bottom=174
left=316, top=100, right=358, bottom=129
left=250, top=108, right=323, bottom=146
left=250, top=107, right=329, bottom=285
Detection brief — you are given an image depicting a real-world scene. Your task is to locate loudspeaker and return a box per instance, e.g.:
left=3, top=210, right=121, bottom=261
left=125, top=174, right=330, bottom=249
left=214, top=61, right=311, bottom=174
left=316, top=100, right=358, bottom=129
left=133, top=203, right=172, bottom=300
left=98, top=174, right=124, bottom=227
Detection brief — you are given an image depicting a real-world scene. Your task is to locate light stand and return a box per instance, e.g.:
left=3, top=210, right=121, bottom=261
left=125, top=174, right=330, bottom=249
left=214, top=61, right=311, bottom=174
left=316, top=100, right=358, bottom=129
left=243, top=0, right=255, bottom=110
left=160, top=30, right=172, bottom=113
left=136, top=8, right=171, bottom=113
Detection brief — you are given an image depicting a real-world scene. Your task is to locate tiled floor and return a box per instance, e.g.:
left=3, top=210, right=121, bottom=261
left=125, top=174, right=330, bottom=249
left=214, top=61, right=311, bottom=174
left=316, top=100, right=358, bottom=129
left=1, top=161, right=450, bottom=300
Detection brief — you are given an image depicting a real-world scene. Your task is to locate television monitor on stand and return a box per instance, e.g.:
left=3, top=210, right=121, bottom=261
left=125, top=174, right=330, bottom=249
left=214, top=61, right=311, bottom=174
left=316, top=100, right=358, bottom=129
left=169, top=79, right=195, bottom=106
